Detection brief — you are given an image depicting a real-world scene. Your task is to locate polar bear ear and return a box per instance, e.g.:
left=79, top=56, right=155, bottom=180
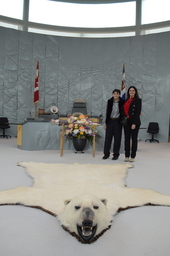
left=100, top=198, right=108, bottom=206
left=64, top=199, right=72, bottom=205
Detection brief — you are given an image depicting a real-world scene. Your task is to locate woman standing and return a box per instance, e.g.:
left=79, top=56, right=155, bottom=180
left=123, top=86, right=142, bottom=162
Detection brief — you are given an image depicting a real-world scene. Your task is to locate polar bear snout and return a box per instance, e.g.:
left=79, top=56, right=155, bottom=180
left=76, top=207, right=98, bottom=242
left=81, top=208, right=94, bottom=233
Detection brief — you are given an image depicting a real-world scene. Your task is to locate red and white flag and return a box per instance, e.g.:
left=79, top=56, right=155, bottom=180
left=34, top=61, right=39, bottom=104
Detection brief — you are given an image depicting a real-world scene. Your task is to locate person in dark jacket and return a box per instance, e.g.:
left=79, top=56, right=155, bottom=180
left=102, top=89, right=125, bottom=160
left=123, top=86, right=142, bottom=162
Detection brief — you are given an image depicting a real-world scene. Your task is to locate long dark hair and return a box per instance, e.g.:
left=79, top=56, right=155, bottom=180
left=126, top=86, right=139, bottom=100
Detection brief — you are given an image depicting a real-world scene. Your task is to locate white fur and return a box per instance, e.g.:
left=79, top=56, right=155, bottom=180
left=0, top=162, right=170, bottom=242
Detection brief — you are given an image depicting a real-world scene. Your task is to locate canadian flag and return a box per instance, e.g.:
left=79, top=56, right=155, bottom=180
left=34, top=61, right=39, bottom=103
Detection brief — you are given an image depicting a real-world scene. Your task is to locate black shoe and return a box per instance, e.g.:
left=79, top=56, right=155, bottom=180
left=112, top=156, right=119, bottom=160
left=102, top=155, right=109, bottom=159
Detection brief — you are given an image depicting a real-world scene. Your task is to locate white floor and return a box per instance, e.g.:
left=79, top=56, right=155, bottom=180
left=0, top=138, right=170, bottom=256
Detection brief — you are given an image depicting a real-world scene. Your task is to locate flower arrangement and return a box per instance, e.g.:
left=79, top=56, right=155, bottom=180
left=51, top=114, right=100, bottom=146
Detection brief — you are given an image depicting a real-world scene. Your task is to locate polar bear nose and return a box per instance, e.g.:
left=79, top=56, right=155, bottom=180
left=82, top=220, right=93, bottom=227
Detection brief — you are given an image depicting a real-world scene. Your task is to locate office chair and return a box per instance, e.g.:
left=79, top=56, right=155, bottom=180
left=0, top=117, right=11, bottom=138
left=72, top=99, right=87, bottom=115
left=145, top=122, right=159, bottom=143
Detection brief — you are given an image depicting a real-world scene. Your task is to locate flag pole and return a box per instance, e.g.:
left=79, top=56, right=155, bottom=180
left=121, top=63, right=126, bottom=100
left=34, top=102, right=38, bottom=118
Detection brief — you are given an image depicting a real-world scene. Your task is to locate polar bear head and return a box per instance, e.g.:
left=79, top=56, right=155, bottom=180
left=59, top=194, right=112, bottom=243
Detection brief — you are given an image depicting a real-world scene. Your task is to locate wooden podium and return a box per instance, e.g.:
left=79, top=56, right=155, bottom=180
left=60, top=124, right=96, bottom=157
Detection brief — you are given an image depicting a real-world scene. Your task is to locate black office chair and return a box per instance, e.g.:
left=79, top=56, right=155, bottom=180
left=0, top=117, right=11, bottom=139
left=72, top=99, right=87, bottom=115
left=145, top=122, right=159, bottom=143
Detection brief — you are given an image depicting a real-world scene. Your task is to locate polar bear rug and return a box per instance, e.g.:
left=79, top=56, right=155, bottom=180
left=0, top=162, right=170, bottom=244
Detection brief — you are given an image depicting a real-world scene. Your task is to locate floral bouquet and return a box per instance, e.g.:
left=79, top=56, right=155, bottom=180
left=51, top=114, right=100, bottom=146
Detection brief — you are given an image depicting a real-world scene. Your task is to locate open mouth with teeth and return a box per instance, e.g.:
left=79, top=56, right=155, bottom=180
left=77, top=220, right=97, bottom=242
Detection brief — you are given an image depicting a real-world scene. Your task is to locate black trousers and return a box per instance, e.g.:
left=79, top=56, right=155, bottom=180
left=103, top=119, right=122, bottom=157
left=124, top=119, right=140, bottom=158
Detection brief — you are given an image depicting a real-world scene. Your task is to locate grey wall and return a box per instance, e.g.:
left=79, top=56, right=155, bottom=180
left=0, top=27, right=170, bottom=142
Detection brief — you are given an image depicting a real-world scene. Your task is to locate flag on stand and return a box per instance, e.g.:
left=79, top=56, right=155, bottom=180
left=121, top=63, right=126, bottom=100
left=34, top=61, right=39, bottom=104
